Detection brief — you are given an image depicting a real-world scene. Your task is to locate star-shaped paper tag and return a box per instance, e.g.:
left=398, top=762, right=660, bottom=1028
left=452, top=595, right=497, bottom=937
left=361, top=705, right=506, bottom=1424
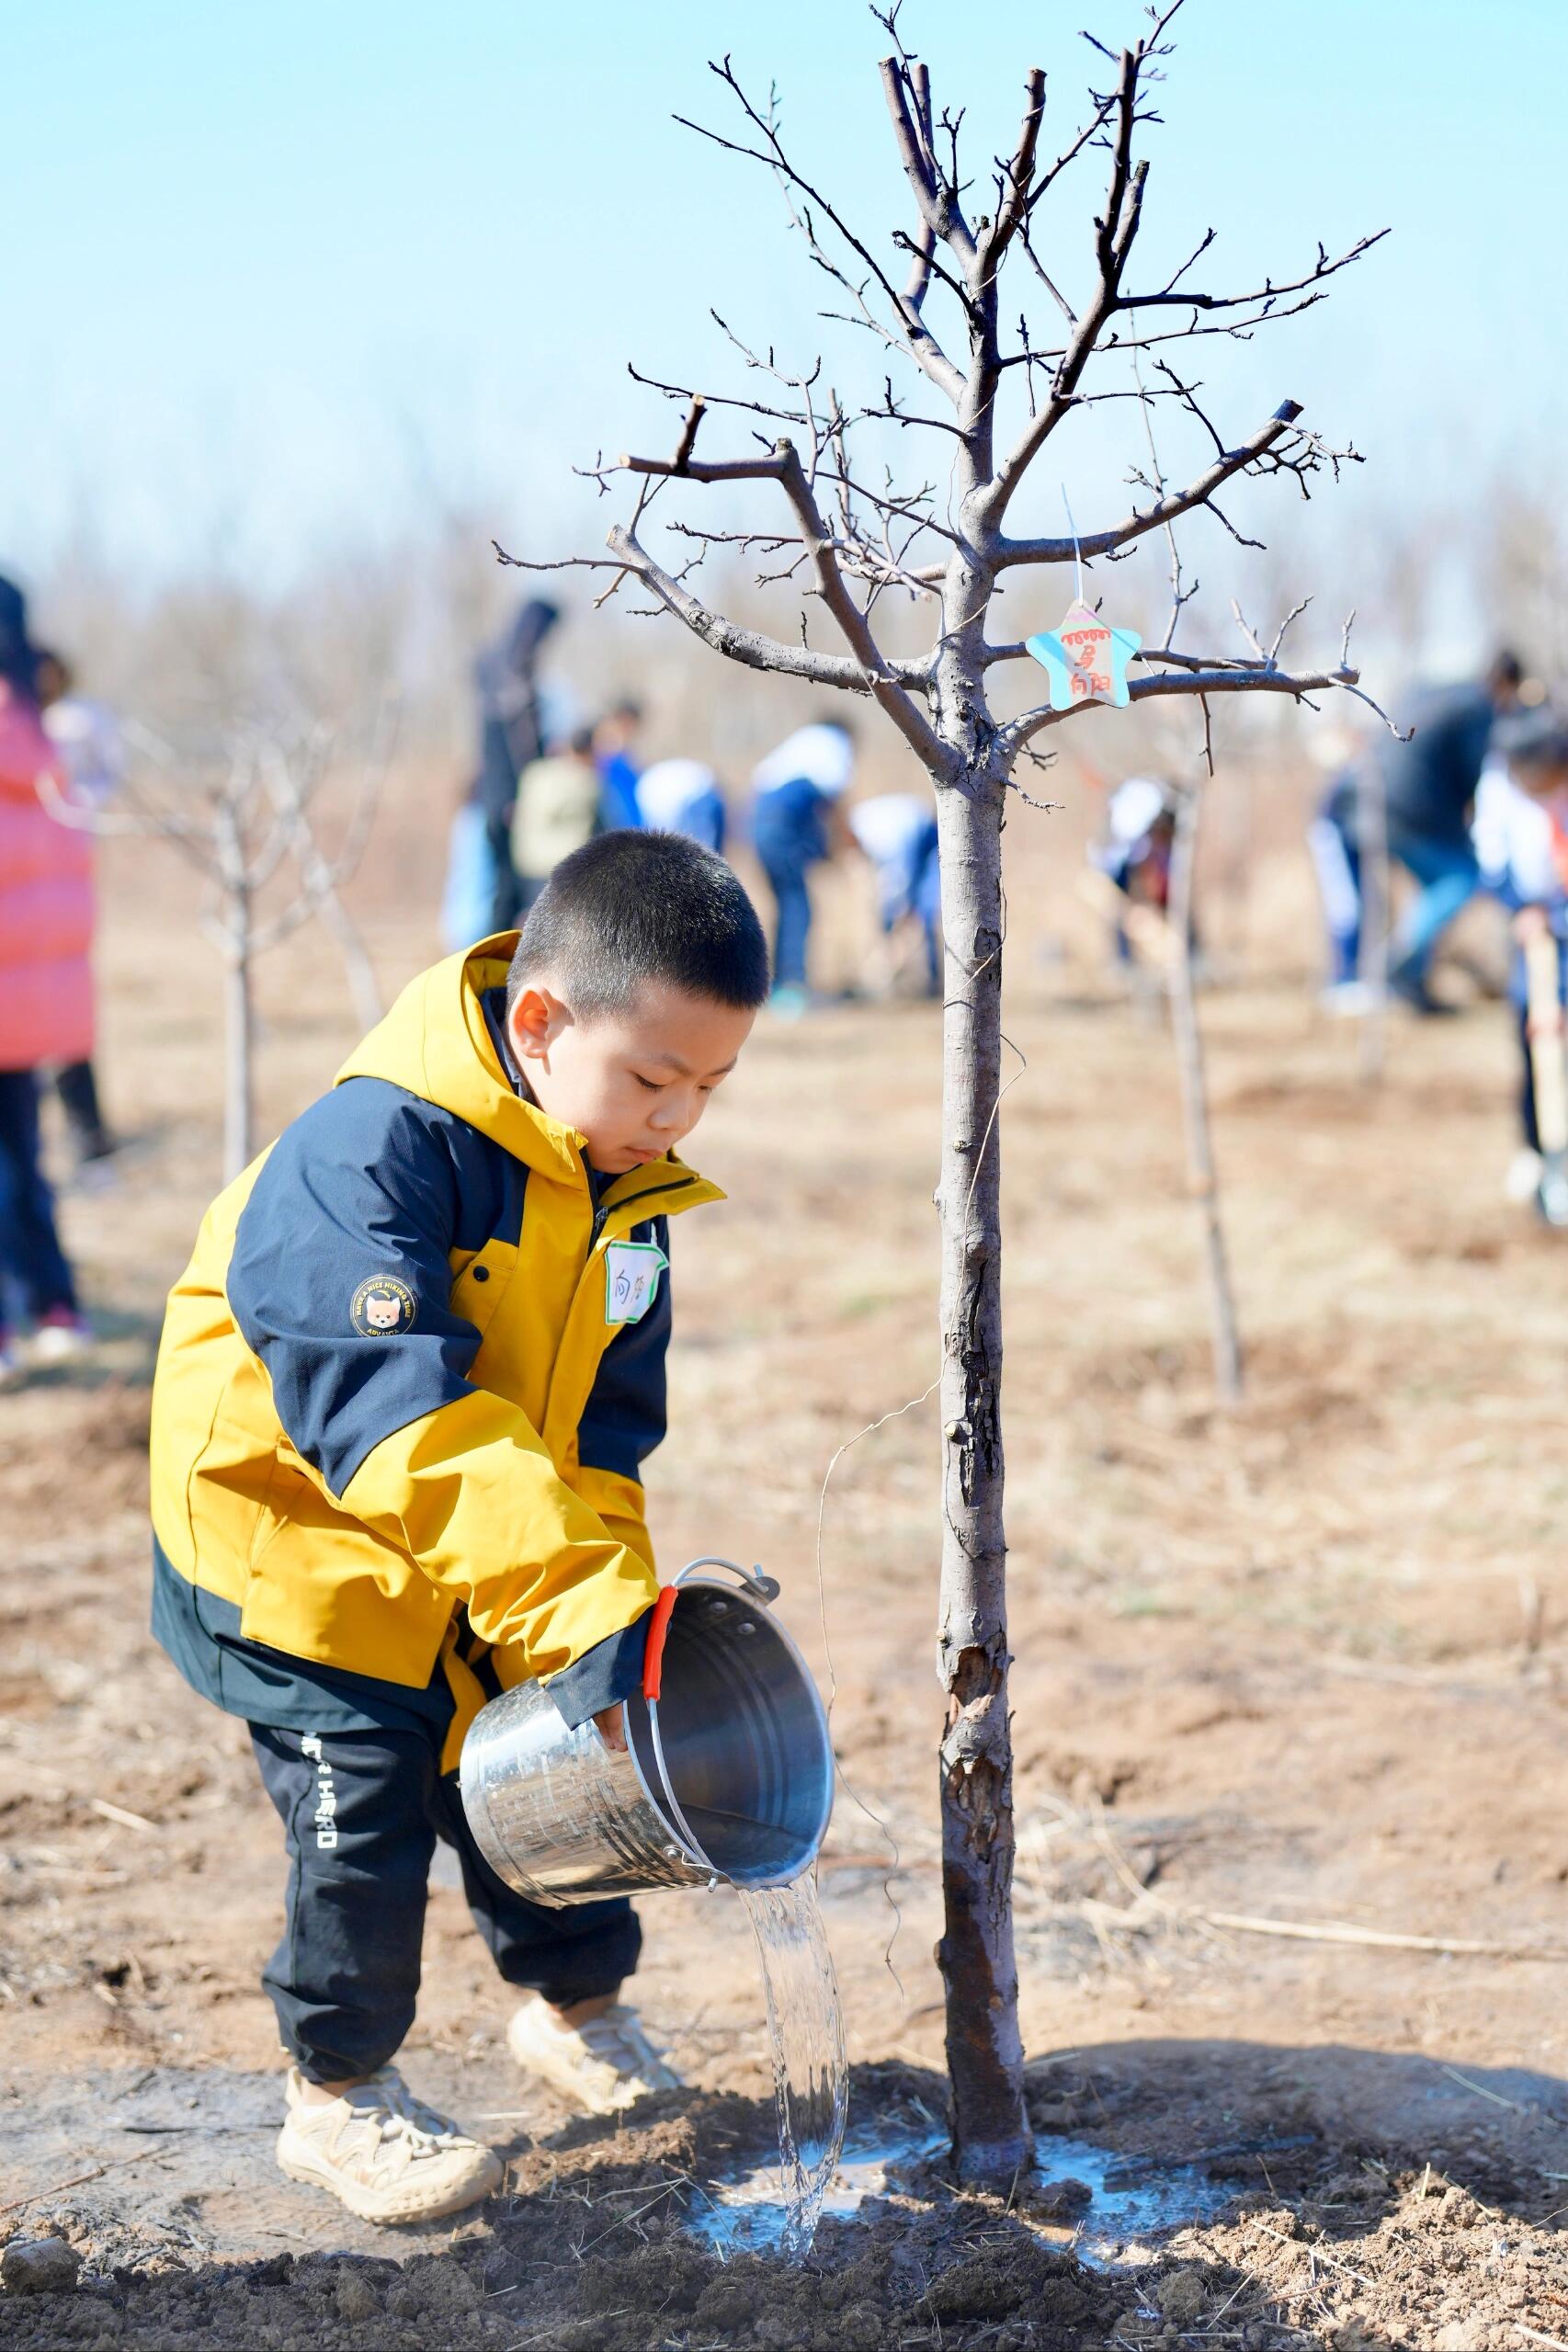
left=1025, top=598, right=1142, bottom=712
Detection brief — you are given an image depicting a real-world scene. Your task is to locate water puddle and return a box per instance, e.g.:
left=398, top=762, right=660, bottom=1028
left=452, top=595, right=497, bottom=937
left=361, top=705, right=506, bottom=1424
left=732, top=1879, right=848, bottom=2259
left=695, top=1869, right=1248, bottom=2264
left=690, top=2106, right=1269, bottom=2266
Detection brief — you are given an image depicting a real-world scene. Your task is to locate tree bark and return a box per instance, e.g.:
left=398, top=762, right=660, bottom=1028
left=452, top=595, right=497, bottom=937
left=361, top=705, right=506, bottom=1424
left=1168, top=783, right=1244, bottom=1405
left=932, top=767, right=1032, bottom=2184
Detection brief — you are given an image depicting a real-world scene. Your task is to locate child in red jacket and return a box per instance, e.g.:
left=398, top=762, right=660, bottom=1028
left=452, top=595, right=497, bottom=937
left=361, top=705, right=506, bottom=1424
left=0, top=577, right=90, bottom=1383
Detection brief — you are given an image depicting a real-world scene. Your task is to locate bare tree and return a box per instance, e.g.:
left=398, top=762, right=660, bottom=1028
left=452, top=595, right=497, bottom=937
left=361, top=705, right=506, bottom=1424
left=503, top=3, right=1392, bottom=2180
left=1165, top=763, right=1243, bottom=1403
left=47, top=722, right=383, bottom=1179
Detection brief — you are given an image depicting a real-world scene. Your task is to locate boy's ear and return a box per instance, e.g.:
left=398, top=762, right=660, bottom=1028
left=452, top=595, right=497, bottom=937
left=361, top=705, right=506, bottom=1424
left=507, top=983, right=568, bottom=1063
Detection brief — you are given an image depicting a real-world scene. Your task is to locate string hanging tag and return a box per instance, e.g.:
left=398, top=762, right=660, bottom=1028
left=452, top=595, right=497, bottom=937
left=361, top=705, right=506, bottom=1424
left=1025, top=485, right=1142, bottom=712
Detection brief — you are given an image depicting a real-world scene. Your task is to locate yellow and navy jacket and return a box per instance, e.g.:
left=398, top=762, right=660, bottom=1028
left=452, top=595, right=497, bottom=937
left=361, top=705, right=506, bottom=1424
left=149, top=935, right=721, bottom=1764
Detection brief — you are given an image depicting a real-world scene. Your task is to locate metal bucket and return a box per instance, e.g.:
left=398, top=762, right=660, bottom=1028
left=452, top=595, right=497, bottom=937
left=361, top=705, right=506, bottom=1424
left=460, top=1560, right=834, bottom=1908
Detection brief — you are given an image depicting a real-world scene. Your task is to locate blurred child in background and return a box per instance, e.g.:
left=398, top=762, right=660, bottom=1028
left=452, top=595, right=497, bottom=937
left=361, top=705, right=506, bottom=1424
left=1471, top=709, right=1568, bottom=1214
left=35, top=649, right=122, bottom=1169
left=1378, top=649, right=1525, bottom=1015
left=511, top=726, right=603, bottom=915
left=1088, top=776, right=1179, bottom=971
left=0, top=579, right=90, bottom=1382
left=441, top=599, right=563, bottom=950
left=633, top=756, right=728, bottom=855
left=749, top=719, right=856, bottom=1016
left=593, top=699, right=644, bottom=832
left=847, top=791, right=941, bottom=996
left=1305, top=722, right=1373, bottom=1015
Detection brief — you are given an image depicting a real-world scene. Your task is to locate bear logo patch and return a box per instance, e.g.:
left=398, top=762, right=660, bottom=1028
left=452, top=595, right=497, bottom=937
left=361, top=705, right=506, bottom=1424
left=350, top=1275, right=417, bottom=1338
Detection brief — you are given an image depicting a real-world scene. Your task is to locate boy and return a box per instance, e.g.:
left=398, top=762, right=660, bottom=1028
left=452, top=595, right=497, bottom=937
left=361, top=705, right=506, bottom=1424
left=749, top=719, right=856, bottom=1015
left=1471, top=710, right=1568, bottom=1214
left=149, top=830, right=768, bottom=2222
left=846, top=791, right=941, bottom=997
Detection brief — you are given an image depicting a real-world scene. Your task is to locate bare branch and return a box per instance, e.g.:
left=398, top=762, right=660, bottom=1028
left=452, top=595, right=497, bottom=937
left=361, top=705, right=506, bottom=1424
left=598, top=519, right=936, bottom=705
left=670, top=395, right=707, bottom=472
left=1001, top=660, right=1367, bottom=756
left=994, top=398, right=1304, bottom=566
left=900, top=60, right=937, bottom=314
left=981, top=41, right=1146, bottom=524
left=1117, top=227, right=1390, bottom=312
left=678, top=56, right=966, bottom=403
left=878, top=53, right=978, bottom=271
left=976, top=67, right=1046, bottom=278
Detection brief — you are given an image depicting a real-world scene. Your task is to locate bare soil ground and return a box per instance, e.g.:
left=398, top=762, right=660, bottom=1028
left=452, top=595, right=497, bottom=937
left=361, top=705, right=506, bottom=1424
left=3, top=818, right=1566, bottom=2349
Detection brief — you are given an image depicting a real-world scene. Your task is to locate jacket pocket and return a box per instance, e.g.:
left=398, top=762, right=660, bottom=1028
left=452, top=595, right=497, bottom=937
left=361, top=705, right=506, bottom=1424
left=449, top=1239, right=518, bottom=1351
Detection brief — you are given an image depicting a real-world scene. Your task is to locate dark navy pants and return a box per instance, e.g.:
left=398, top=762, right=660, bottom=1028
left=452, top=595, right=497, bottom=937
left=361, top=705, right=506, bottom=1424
left=249, top=1721, right=641, bottom=2084
left=0, top=1068, right=77, bottom=1326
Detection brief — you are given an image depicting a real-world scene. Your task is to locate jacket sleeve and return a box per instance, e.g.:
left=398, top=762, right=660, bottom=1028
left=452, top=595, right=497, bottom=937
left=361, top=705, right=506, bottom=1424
left=226, top=1080, right=657, bottom=1694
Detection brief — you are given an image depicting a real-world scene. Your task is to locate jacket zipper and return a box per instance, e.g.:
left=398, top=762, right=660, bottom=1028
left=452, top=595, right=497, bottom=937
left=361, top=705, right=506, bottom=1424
left=587, top=1168, right=700, bottom=1252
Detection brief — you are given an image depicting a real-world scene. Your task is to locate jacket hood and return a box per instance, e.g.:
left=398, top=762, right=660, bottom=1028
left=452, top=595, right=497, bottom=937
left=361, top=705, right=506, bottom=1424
left=333, top=934, right=717, bottom=1201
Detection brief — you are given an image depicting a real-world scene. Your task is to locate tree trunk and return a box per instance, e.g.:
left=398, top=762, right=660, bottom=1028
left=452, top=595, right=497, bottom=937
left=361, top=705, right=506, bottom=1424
left=224, top=921, right=255, bottom=1184
left=1168, top=783, right=1244, bottom=1406
left=931, top=770, right=1032, bottom=2185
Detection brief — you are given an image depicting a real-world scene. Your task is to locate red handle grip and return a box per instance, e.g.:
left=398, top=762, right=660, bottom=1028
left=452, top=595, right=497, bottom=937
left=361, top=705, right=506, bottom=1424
left=641, top=1585, right=678, bottom=1703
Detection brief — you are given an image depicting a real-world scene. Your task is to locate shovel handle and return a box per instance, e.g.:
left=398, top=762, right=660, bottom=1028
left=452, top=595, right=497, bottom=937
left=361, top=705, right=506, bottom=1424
left=641, top=1585, right=678, bottom=1703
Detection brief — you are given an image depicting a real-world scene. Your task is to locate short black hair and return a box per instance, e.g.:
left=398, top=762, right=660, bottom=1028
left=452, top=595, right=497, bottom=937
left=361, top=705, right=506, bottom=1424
left=506, top=830, right=769, bottom=1021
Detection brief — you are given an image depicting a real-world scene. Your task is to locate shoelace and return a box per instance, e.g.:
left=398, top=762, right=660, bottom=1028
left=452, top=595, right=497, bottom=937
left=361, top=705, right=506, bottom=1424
left=342, top=2072, right=460, bottom=2155
left=576, top=2009, right=665, bottom=2074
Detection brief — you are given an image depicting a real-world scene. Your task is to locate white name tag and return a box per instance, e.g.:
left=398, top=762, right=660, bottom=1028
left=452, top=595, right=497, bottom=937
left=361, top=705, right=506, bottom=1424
left=604, top=1240, right=668, bottom=1325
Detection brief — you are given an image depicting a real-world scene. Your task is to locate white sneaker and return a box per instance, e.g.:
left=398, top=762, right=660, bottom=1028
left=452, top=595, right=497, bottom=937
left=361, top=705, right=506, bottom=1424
left=1506, top=1148, right=1545, bottom=1206
left=29, top=1312, right=90, bottom=1367
left=276, top=2065, right=501, bottom=2223
left=507, top=1998, right=682, bottom=2115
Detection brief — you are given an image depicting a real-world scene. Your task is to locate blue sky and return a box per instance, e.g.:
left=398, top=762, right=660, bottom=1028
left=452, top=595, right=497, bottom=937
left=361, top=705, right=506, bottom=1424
left=4, top=1, right=1561, bottom=590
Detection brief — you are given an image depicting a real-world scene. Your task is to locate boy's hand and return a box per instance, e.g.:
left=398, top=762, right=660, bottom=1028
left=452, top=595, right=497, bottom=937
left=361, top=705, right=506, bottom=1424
left=593, top=1704, right=629, bottom=1754
left=1515, top=903, right=1551, bottom=942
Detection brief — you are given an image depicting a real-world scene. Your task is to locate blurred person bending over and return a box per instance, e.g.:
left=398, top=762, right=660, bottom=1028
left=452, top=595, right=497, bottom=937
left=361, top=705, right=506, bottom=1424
left=633, top=756, right=728, bottom=855
left=1471, top=709, right=1568, bottom=1216
left=0, top=581, right=90, bottom=1382
left=1375, top=649, right=1526, bottom=1015
left=1088, top=776, right=1181, bottom=971
left=748, top=719, right=856, bottom=1016
left=847, top=791, right=941, bottom=996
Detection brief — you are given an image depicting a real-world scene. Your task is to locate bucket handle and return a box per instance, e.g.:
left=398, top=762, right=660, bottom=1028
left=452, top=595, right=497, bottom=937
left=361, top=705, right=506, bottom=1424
left=642, top=1563, right=779, bottom=1702
left=671, top=1555, right=781, bottom=1606
left=635, top=1557, right=778, bottom=1888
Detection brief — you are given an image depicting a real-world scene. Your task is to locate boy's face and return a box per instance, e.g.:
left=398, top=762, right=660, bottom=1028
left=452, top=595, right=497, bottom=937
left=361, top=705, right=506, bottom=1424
left=507, top=980, right=754, bottom=1175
